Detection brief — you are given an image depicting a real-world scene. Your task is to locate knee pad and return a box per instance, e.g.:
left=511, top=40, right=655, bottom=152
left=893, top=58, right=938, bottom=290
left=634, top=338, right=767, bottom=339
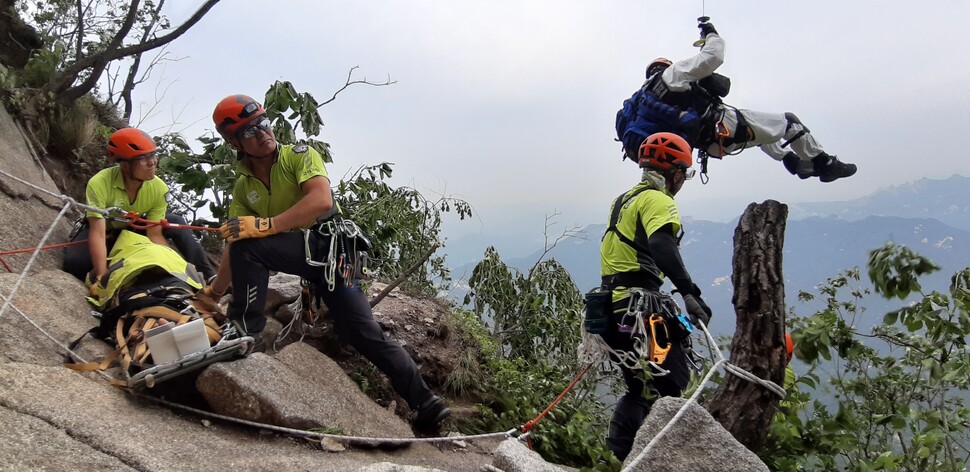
left=784, top=112, right=809, bottom=134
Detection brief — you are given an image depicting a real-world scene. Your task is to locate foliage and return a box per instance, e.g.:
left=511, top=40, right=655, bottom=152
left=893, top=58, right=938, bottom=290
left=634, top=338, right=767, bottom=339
left=17, top=0, right=219, bottom=108
left=460, top=238, right=618, bottom=470
left=334, top=162, right=471, bottom=295
left=762, top=242, right=970, bottom=471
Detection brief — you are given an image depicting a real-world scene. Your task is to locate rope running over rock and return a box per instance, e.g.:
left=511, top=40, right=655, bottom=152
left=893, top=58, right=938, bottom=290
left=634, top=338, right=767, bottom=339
left=0, top=169, right=520, bottom=447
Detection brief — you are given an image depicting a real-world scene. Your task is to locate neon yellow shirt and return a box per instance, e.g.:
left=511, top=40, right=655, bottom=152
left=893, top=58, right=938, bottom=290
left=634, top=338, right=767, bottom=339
left=600, top=182, right=681, bottom=280
left=84, top=166, right=168, bottom=231
left=228, top=144, right=329, bottom=226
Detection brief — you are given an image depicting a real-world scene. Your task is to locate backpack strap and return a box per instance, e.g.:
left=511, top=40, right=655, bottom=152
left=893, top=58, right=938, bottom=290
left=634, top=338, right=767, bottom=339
left=607, top=187, right=653, bottom=254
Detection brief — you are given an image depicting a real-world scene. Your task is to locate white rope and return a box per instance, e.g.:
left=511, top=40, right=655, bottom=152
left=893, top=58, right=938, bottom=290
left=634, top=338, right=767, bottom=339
left=0, top=201, right=74, bottom=321
left=0, top=170, right=521, bottom=447
left=274, top=295, right=310, bottom=350
left=620, top=320, right=787, bottom=472
left=0, top=169, right=109, bottom=216
left=138, top=393, right=516, bottom=446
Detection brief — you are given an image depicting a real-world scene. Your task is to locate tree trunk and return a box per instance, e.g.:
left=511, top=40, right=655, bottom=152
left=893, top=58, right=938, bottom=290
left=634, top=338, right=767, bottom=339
left=705, top=200, right=789, bottom=451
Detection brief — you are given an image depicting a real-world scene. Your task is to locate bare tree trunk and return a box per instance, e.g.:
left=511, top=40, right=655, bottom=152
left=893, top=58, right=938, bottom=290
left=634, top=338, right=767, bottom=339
left=705, top=200, right=789, bottom=451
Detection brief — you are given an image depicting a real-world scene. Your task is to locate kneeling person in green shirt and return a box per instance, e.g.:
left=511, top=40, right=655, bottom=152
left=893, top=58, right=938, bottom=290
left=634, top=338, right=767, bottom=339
left=63, top=128, right=215, bottom=283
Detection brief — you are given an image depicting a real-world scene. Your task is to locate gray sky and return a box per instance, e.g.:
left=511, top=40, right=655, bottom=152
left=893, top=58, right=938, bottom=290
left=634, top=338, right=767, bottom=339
left=136, top=1, right=970, bottom=241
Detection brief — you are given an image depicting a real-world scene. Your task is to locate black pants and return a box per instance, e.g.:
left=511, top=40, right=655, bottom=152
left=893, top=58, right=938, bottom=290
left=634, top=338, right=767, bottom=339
left=62, top=213, right=216, bottom=281
left=228, top=231, right=433, bottom=410
left=601, top=295, right=690, bottom=461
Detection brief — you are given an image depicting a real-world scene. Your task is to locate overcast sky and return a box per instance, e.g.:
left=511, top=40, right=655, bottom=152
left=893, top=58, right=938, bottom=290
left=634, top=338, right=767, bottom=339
left=135, top=1, right=970, bottom=242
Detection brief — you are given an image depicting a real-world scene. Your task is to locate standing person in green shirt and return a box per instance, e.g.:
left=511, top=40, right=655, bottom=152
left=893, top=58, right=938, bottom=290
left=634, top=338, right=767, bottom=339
left=597, top=132, right=713, bottom=461
left=206, top=94, right=450, bottom=434
left=63, top=128, right=215, bottom=283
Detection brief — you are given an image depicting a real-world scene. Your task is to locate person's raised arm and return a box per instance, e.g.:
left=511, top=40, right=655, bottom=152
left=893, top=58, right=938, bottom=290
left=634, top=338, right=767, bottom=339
left=662, top=34, right=726, bottom=90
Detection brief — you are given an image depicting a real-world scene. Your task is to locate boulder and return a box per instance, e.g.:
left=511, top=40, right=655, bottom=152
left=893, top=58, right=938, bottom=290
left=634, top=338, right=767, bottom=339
left=492, top=438, right=568, bottom=472
left=622, top=397, right=770, bottom=472
left=197, top=343, right=415, bottom=444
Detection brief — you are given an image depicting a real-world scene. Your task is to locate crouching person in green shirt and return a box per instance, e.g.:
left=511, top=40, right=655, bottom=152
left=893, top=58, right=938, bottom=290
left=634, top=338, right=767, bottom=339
left=206, top=94, right=451, bottom=434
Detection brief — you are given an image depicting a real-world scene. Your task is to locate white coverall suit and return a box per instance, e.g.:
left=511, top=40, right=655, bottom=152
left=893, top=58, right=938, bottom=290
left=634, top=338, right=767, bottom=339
left=662, top=34, right=825, bottom=167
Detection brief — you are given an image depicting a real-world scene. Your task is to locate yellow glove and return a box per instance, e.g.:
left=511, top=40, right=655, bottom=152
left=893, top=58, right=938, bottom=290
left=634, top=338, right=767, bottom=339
left=219, top=216, right=278, bottom=242
left=85, top=272, right=102, bottom=298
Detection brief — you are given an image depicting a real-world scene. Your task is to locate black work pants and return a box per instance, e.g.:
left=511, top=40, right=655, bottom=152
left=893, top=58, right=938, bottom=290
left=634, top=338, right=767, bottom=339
left=228, top=230, right=433, bottom=410
left=62, top=213, right=216, bottom=280
left=601, top=296, right=690, bottom=462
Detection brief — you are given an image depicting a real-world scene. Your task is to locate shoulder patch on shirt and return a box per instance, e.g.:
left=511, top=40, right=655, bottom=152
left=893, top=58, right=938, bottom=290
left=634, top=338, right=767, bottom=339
left=293, top=144, right=309, bottom=153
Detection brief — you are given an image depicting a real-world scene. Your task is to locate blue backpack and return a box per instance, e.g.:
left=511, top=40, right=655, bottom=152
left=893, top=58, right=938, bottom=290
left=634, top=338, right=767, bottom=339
left=615, top=86, right=700, bottom=162
left=615, top=72, right=731, bottom=162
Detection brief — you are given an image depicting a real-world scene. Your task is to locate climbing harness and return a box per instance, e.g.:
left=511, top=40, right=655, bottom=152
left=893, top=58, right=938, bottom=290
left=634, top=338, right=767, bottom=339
left=304, top=217, right=372, bottom=291
left=579, top=288, right=690, bottom=377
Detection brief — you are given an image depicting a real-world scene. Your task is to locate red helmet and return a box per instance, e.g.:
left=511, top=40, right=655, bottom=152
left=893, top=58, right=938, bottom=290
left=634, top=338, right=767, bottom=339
left=785, top=332, right=794, bottom=363
left=646, top=57, right=672, bottom=79
left=212, top=94, right=265, bottom=136
left=107, top=128, right=157, bottom=160
left=639, top=132, right=692, bottom=171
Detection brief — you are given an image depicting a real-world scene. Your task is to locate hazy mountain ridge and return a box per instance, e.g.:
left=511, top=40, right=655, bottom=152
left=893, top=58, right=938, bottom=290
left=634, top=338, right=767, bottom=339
left=787, top=174, right=970, bottom=231
left=447, top=175, right=970, bottom=337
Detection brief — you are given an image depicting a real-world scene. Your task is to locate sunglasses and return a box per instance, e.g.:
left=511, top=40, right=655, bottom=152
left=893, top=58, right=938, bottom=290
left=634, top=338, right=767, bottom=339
left=683, top=168, right=696, bottom=180
left=237, top=117, right=272, bottom=139
left=126, top=152, right=158, bottom=166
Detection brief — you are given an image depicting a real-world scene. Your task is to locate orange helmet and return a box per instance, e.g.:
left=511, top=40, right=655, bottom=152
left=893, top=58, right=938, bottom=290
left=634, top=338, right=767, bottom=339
left=212, top=94, right=265, bottom=136
left=107, top=128, right=157, bottom=160
left=646, top=57, right=672, bottom=79
left=639, top=132, right=692, bottom=171
left=785, top=332, right=794, bottom=363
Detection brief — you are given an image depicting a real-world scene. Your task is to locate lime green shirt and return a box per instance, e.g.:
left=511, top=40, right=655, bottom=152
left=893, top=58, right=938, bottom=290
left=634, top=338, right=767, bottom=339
left=228, top=144, right=329, bottom=225
left=600, top=182, right=681, bottom=281
left=84, top=166, right=168, bottom=231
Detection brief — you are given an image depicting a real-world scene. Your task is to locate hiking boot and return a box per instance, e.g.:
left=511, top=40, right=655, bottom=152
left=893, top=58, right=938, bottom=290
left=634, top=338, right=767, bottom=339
left=413, top=395, right=451, bottom=434
left=813, top=152, right=857, bottom=183
left=782, top=152, right=817, bottom=179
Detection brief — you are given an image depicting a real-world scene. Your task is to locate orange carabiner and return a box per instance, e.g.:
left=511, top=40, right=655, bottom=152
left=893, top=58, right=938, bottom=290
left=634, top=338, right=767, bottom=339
left=647, top=314, right=671, bottom=364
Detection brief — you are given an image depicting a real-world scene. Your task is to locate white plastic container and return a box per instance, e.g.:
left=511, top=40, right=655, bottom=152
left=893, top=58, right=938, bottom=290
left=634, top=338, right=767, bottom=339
left=144, top=323, right=179, bottom=364
left=171, top=318, right=211, bottom=357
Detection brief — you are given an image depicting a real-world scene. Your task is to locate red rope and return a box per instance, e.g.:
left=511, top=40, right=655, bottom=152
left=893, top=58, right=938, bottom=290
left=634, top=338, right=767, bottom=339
left=121, top=211, right=221, bottom=232
left=519, top=363, right=593, bottom=446
left=0, top=240, right=90, bottom=273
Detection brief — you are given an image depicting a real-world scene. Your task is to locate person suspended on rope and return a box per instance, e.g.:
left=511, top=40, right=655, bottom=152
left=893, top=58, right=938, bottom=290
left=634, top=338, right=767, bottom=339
left=63, top=128, right=216, bottom=284
left=596, top=132, right=714, bottom=461
left=206, top=94, right=450, bottom=434
left=615, top=18, right=857, bottom=183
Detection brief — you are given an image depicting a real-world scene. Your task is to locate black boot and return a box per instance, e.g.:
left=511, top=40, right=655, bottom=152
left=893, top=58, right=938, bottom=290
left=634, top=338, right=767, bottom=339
left=812, top=152, right=857, bottom=182
left=413, top=395, right=451, bottom=434
left=782, top=152, right=817, bottom=179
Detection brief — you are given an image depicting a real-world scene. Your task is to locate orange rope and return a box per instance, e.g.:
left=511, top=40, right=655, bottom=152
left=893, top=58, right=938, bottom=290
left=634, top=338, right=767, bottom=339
left=519, top=363, right=593, bottom=447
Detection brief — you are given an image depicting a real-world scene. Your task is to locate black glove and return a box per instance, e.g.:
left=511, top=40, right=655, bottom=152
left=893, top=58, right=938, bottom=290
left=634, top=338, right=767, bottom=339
left=682, top=293, right=713, bottom=328
left=698, top=22, right=718, bottom=38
